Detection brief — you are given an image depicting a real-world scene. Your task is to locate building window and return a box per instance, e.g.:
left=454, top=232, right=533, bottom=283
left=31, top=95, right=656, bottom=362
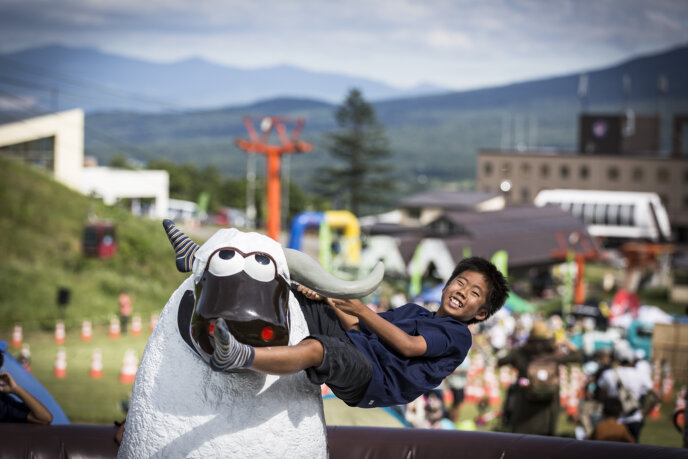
left=579, top=165, right=589, bottom=180
left=657, top=168, right=670, bottom=183
left=0, top=136, right=55, bottom=171
left=501, top=162, right=512, bottom=176
left=407, top=207, right=421, bottom=219
left=560, top=164, right=570, bottom=179
left=607, top=166, right=619, bottom=181
left=683, top=195, right=688, bottom=209
left=483, top=161, right=493, bottom=176
left=520, top=162, right=531, bottom=177
left=540, top=164, right=549, bottom=178
left=520, top=187, right=530, bottom=202
left=632, top=167, right=644, bottom=181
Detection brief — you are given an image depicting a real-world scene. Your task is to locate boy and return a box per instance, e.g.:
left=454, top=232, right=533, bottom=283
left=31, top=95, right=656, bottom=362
left=212, top=256, right=509, bottom=408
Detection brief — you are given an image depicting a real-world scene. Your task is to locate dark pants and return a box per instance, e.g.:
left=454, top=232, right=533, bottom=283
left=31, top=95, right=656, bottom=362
left=293, top=287, right=373, bottom=406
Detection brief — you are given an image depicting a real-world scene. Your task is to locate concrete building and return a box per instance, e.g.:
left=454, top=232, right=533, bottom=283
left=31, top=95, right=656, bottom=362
left=0, top=110, right=169, bottom=218
left=0, top=109, right=84, bottom=190
left=477, top=113, right=688, bottom=241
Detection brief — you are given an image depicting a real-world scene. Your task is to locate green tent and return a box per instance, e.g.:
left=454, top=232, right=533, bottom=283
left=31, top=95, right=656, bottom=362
left=505, top=292, right=536, bottom=314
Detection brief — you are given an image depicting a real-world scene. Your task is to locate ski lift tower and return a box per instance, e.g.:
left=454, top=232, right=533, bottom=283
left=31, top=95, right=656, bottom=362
left=236, top=116, right=312, bottom=241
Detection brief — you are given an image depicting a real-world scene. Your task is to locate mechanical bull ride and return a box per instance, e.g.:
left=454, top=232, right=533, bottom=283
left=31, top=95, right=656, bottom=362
left=118, top=220, right=383, bottom=458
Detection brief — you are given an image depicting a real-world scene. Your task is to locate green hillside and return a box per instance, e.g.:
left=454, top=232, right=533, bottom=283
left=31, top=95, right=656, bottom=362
left=0, top=156, right=188, bottom=330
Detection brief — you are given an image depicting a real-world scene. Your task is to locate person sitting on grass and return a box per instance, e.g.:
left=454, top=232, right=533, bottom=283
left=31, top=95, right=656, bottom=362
left=210, top=256, right=509, bottom=409
left=0, top=350, right=53, bottom=424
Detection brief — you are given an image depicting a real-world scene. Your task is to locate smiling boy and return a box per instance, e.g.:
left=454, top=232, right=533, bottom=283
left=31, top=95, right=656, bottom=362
left=214, top=256, right=508, bottom=408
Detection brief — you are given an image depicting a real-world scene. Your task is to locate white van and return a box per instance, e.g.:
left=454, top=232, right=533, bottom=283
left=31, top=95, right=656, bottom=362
left=534, top=189, right=671, bottom=242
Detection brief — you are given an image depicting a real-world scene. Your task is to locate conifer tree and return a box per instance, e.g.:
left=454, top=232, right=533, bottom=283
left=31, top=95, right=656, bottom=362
left=315, top=88, right=395, bottom=216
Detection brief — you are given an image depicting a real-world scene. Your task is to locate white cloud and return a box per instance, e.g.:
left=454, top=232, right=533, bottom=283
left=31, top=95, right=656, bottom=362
left=423, top=28, right=473, bottom=51
left=0, top=0, right=687, bottom=89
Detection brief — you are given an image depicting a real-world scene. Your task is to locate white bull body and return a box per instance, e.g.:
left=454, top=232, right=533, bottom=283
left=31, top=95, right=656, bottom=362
left=118, top=229, right=327, bottom=458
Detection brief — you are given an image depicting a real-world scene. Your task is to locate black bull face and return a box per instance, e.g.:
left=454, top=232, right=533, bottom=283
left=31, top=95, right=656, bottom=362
left=191, top=247, right=291, bottom=351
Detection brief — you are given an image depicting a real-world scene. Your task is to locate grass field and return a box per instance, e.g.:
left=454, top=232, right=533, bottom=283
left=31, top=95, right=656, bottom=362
left=1, top=323, right=684, bottom=448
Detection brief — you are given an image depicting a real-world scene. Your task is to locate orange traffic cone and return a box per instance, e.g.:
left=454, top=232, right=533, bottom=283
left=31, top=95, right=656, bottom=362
left=488, top=382, right=502, bottom=407
left=662, top=362, right=675, bottom=403
left=109, top=317, right=121, bottom=339
left=149, top=312, right=159, bottom=333
left=11, top=323, right=22, bottom=348
left=566, top=390, right=579, bottom=418
left=81, top=320, right=92, bottom=342
left=90, top=348, right=103, bottom=379
left=648, top=403, right=661, bottom=419
left=119, top=349, right=138, bottom=384
left=54, top=320, right=66, bottom=345
left=54, top=348, right=67, bottom=378
left=131, top=315, right=142, bottom=336
left=19, top=344, right=31, bottom=372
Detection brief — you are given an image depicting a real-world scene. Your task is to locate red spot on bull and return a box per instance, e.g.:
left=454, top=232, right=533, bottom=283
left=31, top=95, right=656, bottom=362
left=261, top=326, right=274, bottom=341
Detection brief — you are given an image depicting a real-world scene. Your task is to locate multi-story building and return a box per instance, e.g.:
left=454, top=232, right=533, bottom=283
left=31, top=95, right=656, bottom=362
left=477, top=113, right=688, bottom=241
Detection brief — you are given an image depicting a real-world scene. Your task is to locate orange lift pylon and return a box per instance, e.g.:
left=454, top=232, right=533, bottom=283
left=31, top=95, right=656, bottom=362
left=235, top=116, right=312, bottom=241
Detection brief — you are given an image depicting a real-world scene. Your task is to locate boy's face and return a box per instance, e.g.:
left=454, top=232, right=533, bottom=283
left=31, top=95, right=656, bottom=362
left=437, top=270, right=489, bottom=323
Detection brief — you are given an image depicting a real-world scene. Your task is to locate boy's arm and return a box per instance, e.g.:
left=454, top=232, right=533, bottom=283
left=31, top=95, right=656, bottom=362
left=0, top=372, right=53, bottom=424
left=295, top=285, right=360, bottom=331
left=331, top=298, right=427, bottom=358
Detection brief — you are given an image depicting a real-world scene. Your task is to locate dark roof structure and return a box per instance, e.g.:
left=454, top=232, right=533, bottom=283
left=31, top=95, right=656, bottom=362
left=397, top=190, right=501, bottom=211
left=366, top=205, right=599, bottom=270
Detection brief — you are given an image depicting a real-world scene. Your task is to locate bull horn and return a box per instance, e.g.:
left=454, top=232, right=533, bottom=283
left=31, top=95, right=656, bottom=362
left=285, top=248, right=384, bottom=299
left=162, top=219, right=199, bottom=273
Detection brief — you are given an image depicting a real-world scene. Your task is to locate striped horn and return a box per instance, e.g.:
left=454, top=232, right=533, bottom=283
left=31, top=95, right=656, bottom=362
left=162, top=219, right=199, bottom=273
left=285, top=248, right=384, bottom=299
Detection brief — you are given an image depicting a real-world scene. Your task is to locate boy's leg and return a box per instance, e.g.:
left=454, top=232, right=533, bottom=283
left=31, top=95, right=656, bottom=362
left=251, top=339, right=324, bottom=375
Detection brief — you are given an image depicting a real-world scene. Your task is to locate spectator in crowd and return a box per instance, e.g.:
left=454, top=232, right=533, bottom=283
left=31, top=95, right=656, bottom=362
left=446, top=354, right=470, bottom=424
left=118, top=290, right=133, bottom=335
left=590, top=397, right=635, bottom=443
left=498, top=320, right=583, bottom=436
left=0, top=351, right=53, bottom=424
left=597, top=345, right=660, bottom=443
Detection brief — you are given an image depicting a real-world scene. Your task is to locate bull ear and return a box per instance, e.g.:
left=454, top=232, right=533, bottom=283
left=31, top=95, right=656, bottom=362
left=163, top=219, right=199, bottom=273
left=285, top=248, right=384, bottom=299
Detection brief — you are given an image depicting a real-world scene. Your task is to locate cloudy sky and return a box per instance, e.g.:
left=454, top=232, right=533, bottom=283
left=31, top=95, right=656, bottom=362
left=1, top=0, right=687, bottom=90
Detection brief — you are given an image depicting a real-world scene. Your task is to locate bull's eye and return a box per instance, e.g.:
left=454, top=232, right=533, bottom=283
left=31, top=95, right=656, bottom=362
left=244, top=254, right=275, bottom=282
left=219, top=249, right=235, bottom=260
left=208, top=249, right=244, bottom=277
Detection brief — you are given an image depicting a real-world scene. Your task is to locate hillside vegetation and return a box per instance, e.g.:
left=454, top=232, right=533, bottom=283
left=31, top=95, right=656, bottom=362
left=0, top=157, right=188, bottom=330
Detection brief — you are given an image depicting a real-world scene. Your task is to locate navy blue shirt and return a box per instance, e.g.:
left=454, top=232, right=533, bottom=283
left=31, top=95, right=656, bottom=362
left=0, top=392, right=30, bottom=423
left=346, top=303, right=472, bottom=408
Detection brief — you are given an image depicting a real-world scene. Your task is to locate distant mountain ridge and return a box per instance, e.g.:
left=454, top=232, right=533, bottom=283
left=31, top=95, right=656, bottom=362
left=0, top=44, right=447, bottom=112
left=2, top=43, right=687, bottom=203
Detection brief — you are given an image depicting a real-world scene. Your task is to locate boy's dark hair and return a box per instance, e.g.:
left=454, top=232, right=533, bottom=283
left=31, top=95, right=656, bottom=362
left=445, top=256, right=509, bottom=324
left=603, top=397, right=623, bottom=417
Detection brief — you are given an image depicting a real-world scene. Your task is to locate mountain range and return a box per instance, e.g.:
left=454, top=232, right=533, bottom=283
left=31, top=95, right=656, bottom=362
left=0, top=44, right=446, bottom=112
left=1, top=43, right=687, bottom=202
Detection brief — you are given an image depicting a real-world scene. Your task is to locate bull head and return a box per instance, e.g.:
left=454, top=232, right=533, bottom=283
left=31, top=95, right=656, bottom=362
left=163, top=220, right=383, bottom=371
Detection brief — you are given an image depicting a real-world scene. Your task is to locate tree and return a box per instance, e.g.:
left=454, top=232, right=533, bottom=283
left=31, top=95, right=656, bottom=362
left=315, top=88, right=395, bottom=216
